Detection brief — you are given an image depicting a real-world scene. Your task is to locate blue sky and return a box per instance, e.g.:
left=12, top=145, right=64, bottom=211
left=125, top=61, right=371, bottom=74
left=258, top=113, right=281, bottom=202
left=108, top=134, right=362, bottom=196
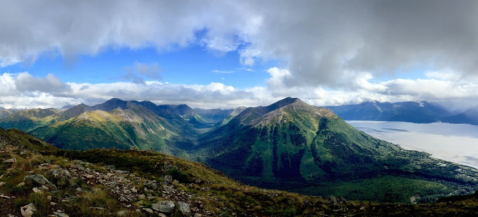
left=1, top=44, right=277, bottom=88
left=1, top=1, right=478, bottom=109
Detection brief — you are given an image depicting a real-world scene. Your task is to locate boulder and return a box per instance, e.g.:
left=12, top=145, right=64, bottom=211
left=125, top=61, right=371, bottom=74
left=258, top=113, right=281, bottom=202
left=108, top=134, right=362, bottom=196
left=117, top=210, right=128, bottom=216
left=329, top=195, right=337, bottom=205
left=51, top=169, right=71, bottom=179
left=52, top=212, right=69, bottom=217
left=164, top=175, right=173, bottom=184
left=23, top=174, right=57, bottom=190
left=177, top=202, right=191, bottom=216
left=20, top=203, right=36, bottom=217
left=3, top=158, right=16, bottom=163
left=142, top=208, right=154, bottom=214
left=152, top=201, right=175, bottom=213
left=32, top=187, right=43, bottom=193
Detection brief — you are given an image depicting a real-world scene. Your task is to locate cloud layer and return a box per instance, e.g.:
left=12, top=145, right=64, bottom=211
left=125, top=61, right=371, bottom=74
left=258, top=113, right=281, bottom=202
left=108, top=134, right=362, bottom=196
left=3, top=1, right=478, bottom=87
left=2, top=71, right=478, bottom=110
left=2, top=1, right=478, bottom=109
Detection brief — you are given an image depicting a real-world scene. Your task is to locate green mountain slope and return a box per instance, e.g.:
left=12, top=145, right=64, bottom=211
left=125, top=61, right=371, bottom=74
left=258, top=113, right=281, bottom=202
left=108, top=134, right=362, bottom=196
left=195, top=108, right=234, bottom=123
left=214, top=106, right=247, bottom=127
left=0, top=127, right=57, bottom=152
left=194, top=98, right=478, bottom=203
left=0, top=108, right=60, bottom=132
left=0, top=108, right=23, bottom=120
left=4, top=129, right=478, bottom=216
left=136, top=101, right=201, bottom=137
left=30, top=103, right=192, bottom=155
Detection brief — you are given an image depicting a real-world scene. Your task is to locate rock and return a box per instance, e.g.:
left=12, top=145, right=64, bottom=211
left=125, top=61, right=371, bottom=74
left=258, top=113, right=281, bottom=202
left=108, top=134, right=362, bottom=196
left=329, top=195, right=337, bottom=205
left=338, top=196, right=348, bottom=204
left=32, top=187, right=43, bottom=193
left=142, top=208, right=154, bottom=214
left=158, top=214, right=167, bottom=217
left=194, top=214, right=202, bottom=217
left=115, top=170, right=128, bottom=174
left=50, top=202, right=57, bottom=206
left=0, top=181, right=5, bottom=187
left=178, top=202, right=191, bottom=216
left=164, top=175, right=173, bottom=184
left=117, top=210, right=128, bottom=216
left=105, top=165, right=116, bottom=171
left=152, top=201, right=175, bottom=213
left=52, top=212, right=69, bottom=217
left=51, top=169, right=71, bottom=179
left=3, top=158, right=16, bottom=163
left=20, top=203, right=36, bottom=217
left=23, top=174, right=57, bottom=190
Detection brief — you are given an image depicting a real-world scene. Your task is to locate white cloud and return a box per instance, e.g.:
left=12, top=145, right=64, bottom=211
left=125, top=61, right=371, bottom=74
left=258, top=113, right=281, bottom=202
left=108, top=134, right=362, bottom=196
left=212, top=70, right=233, bottom=74
left=122, top=62, right=162, bottom=84
left=15, top=72, right=71, bottom=93
left=4, top=1, right=478, bottom=90
left=3, top=68, right=478, bottom=110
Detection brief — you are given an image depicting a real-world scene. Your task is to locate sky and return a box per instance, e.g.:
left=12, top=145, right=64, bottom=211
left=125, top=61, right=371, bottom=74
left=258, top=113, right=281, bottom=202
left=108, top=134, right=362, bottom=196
left=2, top=0, right=478, bottom=109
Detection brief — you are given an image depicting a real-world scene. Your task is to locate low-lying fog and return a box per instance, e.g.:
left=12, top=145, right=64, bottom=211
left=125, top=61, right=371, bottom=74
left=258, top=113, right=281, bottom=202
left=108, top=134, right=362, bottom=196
left=347, top=121, right=478, bottom=168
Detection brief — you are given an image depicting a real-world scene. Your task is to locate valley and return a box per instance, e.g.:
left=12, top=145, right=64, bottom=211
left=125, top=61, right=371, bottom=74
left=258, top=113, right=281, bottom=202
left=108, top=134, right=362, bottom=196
left=1, top=97, right=478, bottom=206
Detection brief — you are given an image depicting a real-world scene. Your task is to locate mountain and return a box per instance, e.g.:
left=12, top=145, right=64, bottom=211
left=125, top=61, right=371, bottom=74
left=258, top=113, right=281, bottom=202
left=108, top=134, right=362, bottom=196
left=58, top=103, right=92, bottom=121
left=0, top=108, right=22, bottom=119
left=194, top=108, right=234, bottom=123
left=327, top=101, right=451, bottom=123
left=59, top=104, right=76, bottom=111
left=214, top=106, right=247, bottom=127
left=0, top=126, right=57, bottom=152
left=193, top=97, right=478, bottom=203
left=135, top=101, right=201, bottom=137
left=155, top=104, right=214, bottom=128
left=441, top=107, right=478, bottom=125
left=0, top=108, right=60, bottom=132
left=3, top=97, right=478, bottom=204
left=31, top=103, right=193, bottom=155
left=157, top=104, right=197, bottom=119
left=4, top=127, right=478, bottom=216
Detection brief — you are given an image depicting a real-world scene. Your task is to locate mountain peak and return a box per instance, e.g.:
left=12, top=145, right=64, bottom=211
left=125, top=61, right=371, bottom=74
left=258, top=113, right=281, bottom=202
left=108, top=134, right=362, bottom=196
left=105, top=98, right=127, bottom=103
left=268, top=97, right=305, bottom=110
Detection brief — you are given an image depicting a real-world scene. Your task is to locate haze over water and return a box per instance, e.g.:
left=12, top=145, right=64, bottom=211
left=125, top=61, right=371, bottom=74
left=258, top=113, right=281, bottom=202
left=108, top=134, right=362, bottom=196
left=347, top=121, right=478, bottom=169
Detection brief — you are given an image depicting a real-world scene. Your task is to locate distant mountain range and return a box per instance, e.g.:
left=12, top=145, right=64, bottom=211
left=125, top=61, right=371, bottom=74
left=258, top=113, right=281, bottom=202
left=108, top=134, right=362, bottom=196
left=1, top=98, right=478, bottom=203
left=0, top=107, right=23, bottom=119
left=328, top=101, right=478, bottom=125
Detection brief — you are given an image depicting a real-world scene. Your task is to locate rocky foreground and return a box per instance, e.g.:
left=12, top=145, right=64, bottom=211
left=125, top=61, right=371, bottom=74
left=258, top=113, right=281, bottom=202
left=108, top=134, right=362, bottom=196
left=1, top=128, right=478, bottom=216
